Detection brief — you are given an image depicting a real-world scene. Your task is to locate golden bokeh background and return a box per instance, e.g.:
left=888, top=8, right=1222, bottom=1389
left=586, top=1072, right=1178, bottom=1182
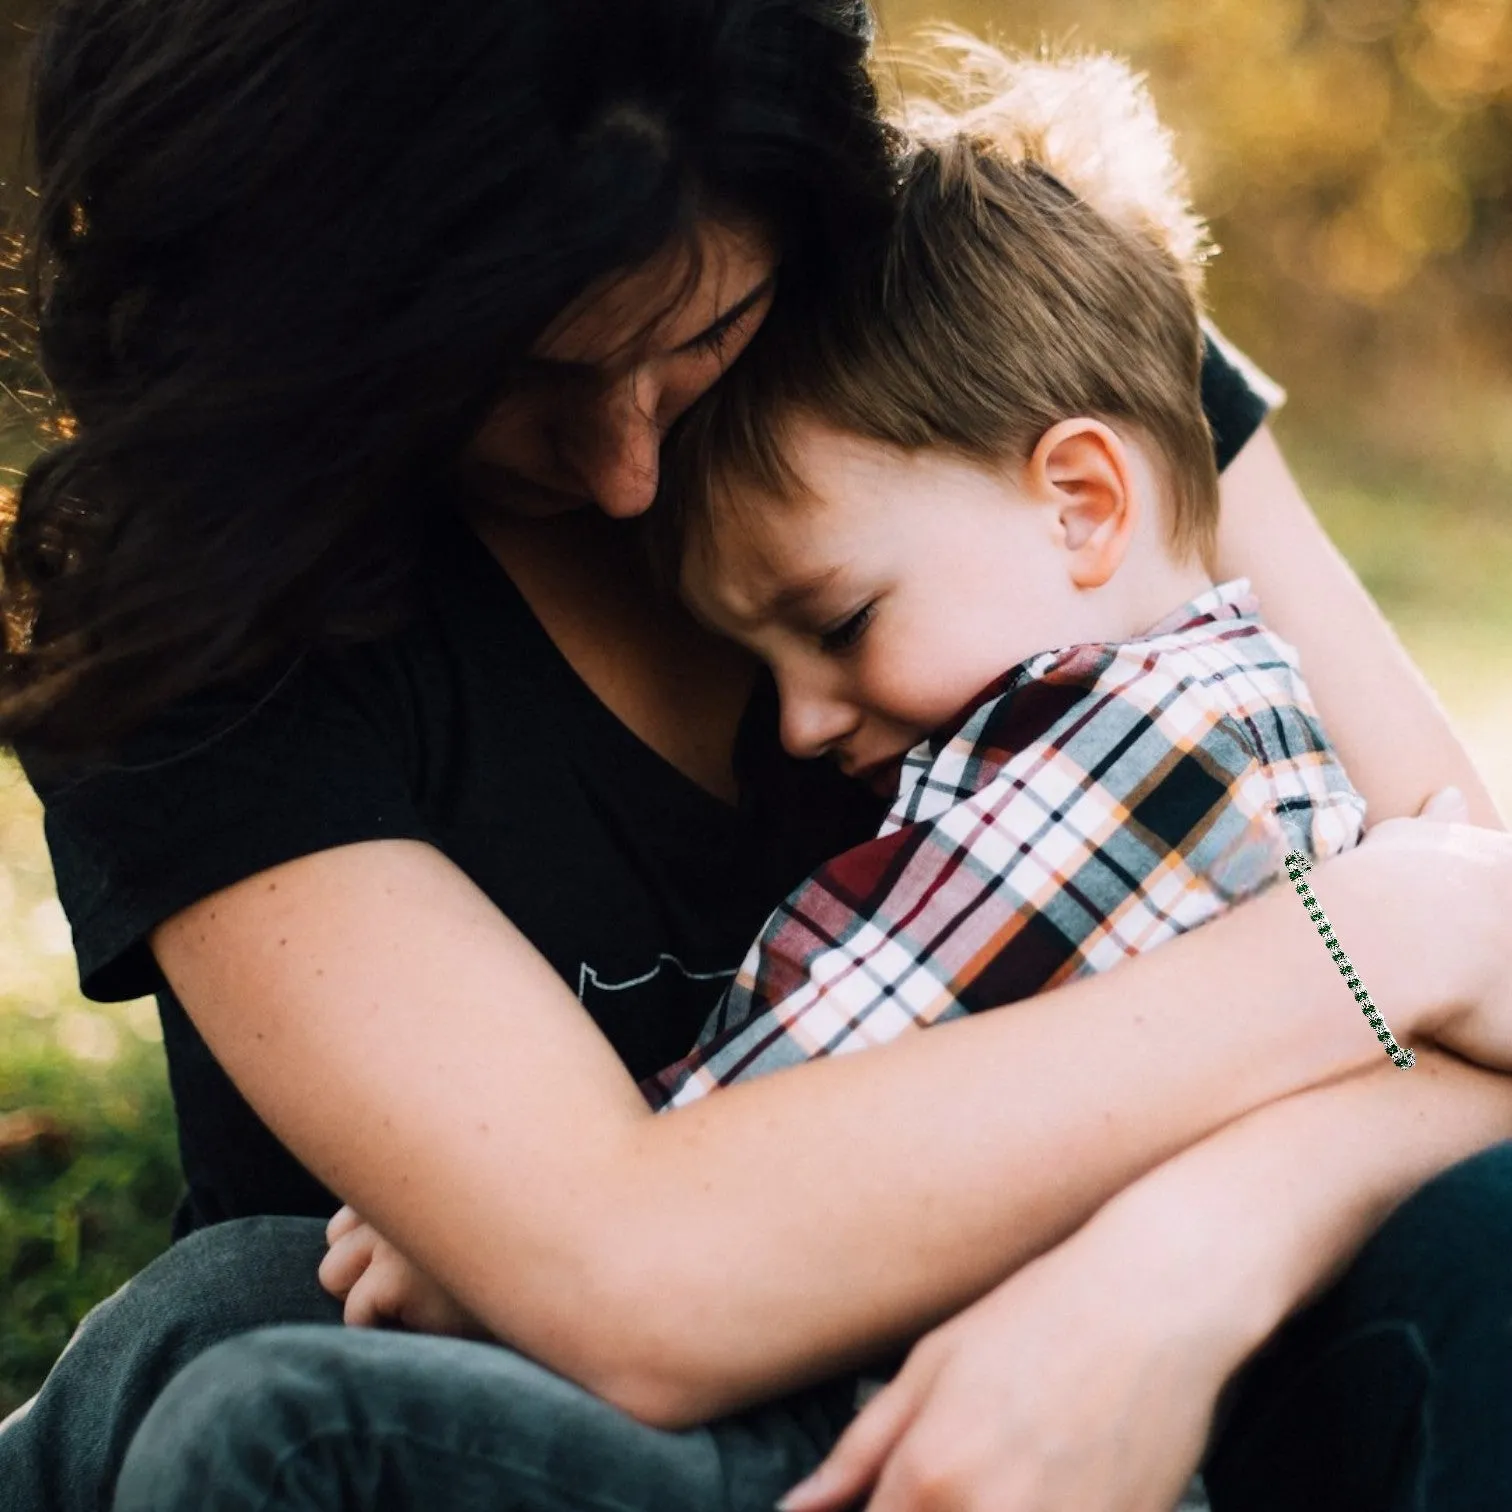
left=873, top=0, right=1512, bottom=468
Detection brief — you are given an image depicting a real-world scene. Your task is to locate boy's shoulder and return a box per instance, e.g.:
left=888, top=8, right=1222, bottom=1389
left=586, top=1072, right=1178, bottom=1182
left=890, top=579, right=1318, bottom=829
left=961, top=577, right=1278, bottom=750
left=1030, top=576, right=1314, bottom=731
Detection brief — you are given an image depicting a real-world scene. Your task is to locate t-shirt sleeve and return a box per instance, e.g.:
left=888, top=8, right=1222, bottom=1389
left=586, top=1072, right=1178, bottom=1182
left=15, top=650, right=436, bottom=1003
left=1201, top=323, right=1287, bottom=472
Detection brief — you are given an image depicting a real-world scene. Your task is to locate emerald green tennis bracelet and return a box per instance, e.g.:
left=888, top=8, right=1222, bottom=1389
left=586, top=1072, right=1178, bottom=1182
left=1284, top=851, right=1415, bottom=1069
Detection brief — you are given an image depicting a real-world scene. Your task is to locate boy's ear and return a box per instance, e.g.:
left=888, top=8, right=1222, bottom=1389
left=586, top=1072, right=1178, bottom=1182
left=1025, top=418, right=1137, bottom=589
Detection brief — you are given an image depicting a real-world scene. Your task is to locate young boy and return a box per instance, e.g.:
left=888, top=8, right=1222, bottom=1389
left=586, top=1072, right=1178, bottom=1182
left=637, top=44, right=1388, bottom=1109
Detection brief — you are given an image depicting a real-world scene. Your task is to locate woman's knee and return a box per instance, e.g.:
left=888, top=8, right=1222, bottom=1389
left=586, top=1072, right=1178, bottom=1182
left=84, top=1216, right=344, bottom=1372
left=131, top=1216, right=337, bottom=1313
left=0, top=1219, right=342, bottom=1512
left=1204, top=1139, right=1512, bottom=1510
left=112, top=1323, right=690, bottom=1512
left=1259, top=1137, right=1512, bottom=1372
left=112, top=1326, right=352, bottom=1512
left=1205, top=1319, right=1434, bottom=1512
left=1391, top=1136, right=1512, bottom=1246
left=111, top=1323, right=813, bottom=1512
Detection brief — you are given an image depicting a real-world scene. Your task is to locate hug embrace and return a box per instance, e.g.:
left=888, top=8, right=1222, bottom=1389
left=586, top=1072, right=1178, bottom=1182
left=3, top=2, right=1512, bottom=1509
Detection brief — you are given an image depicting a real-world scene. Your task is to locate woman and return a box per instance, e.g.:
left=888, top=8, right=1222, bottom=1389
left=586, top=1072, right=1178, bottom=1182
left=3, top=1, right=1512, bottom=1508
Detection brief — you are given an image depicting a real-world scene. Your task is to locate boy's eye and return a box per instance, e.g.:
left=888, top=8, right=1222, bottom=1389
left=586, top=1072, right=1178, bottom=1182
left=819, top=603, right=875, bottom=654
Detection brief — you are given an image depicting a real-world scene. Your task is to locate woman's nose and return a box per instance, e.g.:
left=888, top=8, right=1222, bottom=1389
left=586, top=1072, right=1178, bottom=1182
left=778, top=680, right=859, bottom=761
left=574, top=369, right=663, bottom=519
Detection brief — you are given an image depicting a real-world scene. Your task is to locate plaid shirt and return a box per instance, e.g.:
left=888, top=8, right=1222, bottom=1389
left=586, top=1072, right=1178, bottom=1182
left=641, top=577, right=1367, bottom=1112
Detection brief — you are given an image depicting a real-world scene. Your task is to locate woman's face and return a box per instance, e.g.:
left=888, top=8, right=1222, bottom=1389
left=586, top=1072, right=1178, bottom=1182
left=464, top=220, right=777, bottom=521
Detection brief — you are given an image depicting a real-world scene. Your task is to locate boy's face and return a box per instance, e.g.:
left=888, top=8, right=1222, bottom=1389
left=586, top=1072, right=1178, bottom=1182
left=681, top=418, right=1089, bottom=797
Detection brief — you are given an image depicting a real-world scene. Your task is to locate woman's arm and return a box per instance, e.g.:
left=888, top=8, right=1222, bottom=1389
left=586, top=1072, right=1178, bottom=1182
left=774, top=1037, right=1512, bottom=1512
left=149, top=820, right=1492, bottom=1428
left=1091, top=1044, right=1512, bottom=1425
left=1140, top=426, right=1512, bottom=1386
left=1216, top=426, right=1507, bottom=830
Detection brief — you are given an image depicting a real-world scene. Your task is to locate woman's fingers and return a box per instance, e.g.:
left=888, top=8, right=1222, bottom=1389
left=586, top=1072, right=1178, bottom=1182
left=317, top=1224, right=378, bottom=1300
left=863, top=1424, right=989, bottom=1512
left=778, top=1377, right=921, bottom=1511
left=827, top=1377, right=1013, bottom=1512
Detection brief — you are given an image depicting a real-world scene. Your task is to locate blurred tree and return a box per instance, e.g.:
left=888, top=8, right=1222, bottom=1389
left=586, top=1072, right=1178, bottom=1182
left=1, top=0, right=45, bottom=474
left=876, top=0, right=1512, bottom=474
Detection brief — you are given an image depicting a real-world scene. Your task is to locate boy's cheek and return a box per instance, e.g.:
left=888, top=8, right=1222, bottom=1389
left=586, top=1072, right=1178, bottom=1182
left=868, top=644, right=989, bottom=731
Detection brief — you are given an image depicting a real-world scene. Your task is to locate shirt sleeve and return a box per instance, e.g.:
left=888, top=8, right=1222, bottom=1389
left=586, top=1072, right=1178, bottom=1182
left=644, top=664, right=1293, bottom=1111
left=15, top=650, right=436, bottom=1003
left=1201, top=323, right=1287, bottom=472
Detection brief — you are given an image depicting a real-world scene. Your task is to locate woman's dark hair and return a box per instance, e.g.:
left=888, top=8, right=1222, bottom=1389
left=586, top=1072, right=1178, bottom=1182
left=0, top=0, right=898, bottom=754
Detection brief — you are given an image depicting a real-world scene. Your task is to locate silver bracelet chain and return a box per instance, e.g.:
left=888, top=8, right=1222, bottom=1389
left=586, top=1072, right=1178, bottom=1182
left=1284, top=852, right=1415, bottom=1069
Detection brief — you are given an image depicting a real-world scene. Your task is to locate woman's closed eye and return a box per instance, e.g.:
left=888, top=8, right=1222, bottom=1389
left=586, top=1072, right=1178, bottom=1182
left=687, top=302, right=759, bottom=359
left=819, top=602, right=876, bottom=654
left=682, top=274, right=776, bottom=359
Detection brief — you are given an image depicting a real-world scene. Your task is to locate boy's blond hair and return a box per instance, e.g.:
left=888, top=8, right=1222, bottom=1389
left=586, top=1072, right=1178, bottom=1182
left=659, top=35, right=1223, bottom=581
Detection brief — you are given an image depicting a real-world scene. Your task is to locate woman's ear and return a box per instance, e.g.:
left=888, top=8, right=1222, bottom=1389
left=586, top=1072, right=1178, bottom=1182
left=1025, top=418, right=1138, bottom=590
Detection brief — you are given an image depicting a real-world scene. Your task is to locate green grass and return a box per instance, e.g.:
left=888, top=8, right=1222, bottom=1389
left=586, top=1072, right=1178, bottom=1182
left=1283, top=437, right=1512, bottom=814
left=0, top=764, right=181, bottom=1418
left=0, top=1025, right=179, bottom=1419
left=0, top=444, right=1508, bottom=1415
left=1289, top=442, right=1512, bottom=645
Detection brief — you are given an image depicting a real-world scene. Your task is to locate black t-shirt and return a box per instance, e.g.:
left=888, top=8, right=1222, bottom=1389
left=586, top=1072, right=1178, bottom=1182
left=17, top=333, right=1277, bottom=1237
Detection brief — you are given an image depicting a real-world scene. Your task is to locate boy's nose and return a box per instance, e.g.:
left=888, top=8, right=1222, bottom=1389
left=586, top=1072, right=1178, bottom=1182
left=779, top=682, right=860, bottom=761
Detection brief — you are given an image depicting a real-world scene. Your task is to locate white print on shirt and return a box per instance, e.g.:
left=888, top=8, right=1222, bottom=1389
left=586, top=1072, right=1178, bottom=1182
left=577, top=954, right=738, bottom=1019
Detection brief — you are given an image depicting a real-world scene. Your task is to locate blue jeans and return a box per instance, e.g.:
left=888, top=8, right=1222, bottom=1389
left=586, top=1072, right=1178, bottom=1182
left=0, top=1216, right=345, bottom=1512
left=0, top=1215, right=854, bottom=1512
left=3, top=1140, right=1511, bottom=1511
left=1202, top=1135, right=1512, bottom=1512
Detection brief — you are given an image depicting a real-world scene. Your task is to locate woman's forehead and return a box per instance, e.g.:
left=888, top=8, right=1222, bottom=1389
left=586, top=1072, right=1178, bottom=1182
left=532, top=220, right=776, bottom=370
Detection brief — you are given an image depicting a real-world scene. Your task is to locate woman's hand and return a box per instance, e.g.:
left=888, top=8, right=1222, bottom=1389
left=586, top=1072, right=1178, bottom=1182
left=1357, top=785, right=1512, bottom=1070
left=319, top=1205, right=491, bottom=1340
left=777, top=1200, right=1241, bottom=1512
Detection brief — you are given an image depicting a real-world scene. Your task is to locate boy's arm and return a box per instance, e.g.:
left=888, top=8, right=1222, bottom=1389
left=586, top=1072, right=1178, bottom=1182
left=1216, top=426, right=1507, bottom=831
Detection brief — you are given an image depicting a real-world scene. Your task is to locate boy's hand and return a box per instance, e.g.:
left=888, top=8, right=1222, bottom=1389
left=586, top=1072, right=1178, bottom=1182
left=319, top=1204, right=492, bottom=1340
